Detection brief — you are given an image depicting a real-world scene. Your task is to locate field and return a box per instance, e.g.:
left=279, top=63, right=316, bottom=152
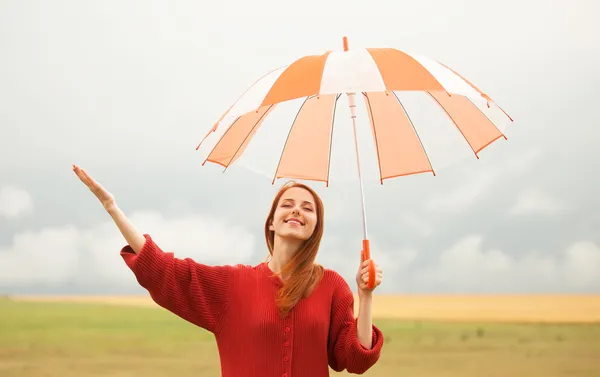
left=1, top=295, right=600, bottom=377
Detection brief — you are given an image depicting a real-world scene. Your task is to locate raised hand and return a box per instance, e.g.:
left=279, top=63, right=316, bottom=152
left=72, top=164, right=145, bottom=252
left=72, top=164, right=116, bottom=212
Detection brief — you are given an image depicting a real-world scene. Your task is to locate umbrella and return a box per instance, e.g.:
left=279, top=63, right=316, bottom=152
left=195, top=37, right=513, bottom=289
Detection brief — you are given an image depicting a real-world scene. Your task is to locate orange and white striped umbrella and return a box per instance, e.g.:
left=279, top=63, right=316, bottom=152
left=196, top=37, right=513, bottom=289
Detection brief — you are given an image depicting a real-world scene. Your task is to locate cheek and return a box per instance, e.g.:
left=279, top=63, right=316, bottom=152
left=273, top=212, right=288, bottom=229
left=272, top=210, right=284, bottom=222
left=307, top=214, right=318, bottom=230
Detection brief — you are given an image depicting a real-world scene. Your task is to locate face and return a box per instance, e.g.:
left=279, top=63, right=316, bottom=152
left=269, top=186, right=318, bottom=242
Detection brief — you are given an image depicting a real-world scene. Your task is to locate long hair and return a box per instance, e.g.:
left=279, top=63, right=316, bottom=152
left=264, top=181, right=325, bottom=317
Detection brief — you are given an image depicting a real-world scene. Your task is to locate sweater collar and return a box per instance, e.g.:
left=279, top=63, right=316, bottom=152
left=259, top=262, right=284, bottom=286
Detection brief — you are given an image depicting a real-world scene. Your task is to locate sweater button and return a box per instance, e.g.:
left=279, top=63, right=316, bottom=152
left=285, top=326, right=290, bottom=333
left=284, top=341, right=290, bottom=347
left=282, top=374, right=287, bottom=377
left=284, top=356, right=289, bottom=362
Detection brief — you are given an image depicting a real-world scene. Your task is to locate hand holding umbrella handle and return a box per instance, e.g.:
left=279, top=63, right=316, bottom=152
left=361, top=239, right=377, bottom=290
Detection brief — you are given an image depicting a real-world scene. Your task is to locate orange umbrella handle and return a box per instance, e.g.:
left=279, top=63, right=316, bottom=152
left=361, top=239, right=376, bottom=289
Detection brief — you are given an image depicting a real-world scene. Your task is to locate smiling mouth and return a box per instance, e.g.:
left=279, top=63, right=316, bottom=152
left=285, top=219, right=304, bottom=226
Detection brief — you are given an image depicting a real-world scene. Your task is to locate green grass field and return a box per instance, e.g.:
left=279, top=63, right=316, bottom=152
left=1, top=297, right=599, bottom=377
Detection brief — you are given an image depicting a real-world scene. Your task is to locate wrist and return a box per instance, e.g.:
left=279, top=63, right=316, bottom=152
left=358, top=290, right=373, bottom=302
left=105, top=203, right=120, bottom=216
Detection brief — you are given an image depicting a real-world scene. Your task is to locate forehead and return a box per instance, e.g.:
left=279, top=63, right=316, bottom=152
left=279, top=187, right=315, bottom=204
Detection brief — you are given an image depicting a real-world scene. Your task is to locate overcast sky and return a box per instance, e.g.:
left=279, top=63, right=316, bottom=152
left=1, top=0, right=599, bottom=295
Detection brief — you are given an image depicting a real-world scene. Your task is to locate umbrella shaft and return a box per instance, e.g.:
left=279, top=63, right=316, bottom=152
left=347, top=92, right=368, bottom=241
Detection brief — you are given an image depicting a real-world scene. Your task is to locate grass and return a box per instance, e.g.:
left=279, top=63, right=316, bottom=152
left=1, top=296, right=600, bottom=376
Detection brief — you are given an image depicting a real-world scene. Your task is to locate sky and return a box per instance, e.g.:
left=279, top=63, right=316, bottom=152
left=1, top=0, right=599, bottom=295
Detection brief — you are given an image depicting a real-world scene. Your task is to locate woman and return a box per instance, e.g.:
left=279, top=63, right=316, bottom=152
left=73, top=164, right=384, bottom=377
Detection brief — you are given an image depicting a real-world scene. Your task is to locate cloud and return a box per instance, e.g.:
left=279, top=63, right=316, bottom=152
left=315, top=233, right=418, bottom=294
left=424, top=170, right=497, bottom=213
left=2, top=210, right=598, bottom=293
left=0, top=186, right=34, bottom=219
left=0, top=210, right=256, bottom=287
left=0, top=225, right=80, bottom=285
left=424, top=147, right=543, bottom=213
left=562, top=241, right=600, bottom=290
left=509, top=188, right=565, bottom=215
left=398, top=213, right=434, bottom=238
left=412, top=235, right=600, bottom=293
left=0, top=0, right=597, bottom=298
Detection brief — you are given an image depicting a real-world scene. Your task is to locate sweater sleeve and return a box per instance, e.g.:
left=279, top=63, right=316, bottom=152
left=327, top=275, right=384, bottom=374
left=120, top=234, right=230, bottom=334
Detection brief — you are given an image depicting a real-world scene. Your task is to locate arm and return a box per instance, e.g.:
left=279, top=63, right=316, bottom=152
left=327, top=275, right=383, bottom=374
left=73, top=164, right=145, bottom=253
left=72, top=165, right=230, bottom=333
left=112, top=204, right=230, bottom=333
left=356, top=258, right=383, bottom=349
left=356, top=292, right=374, bottom=349
left=120, top=233, right=231, bottom=334
left=107, top=205, right=146, bottom=253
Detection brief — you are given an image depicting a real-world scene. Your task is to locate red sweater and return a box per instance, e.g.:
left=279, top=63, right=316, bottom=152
left=120, top=234, right=383, bottom=377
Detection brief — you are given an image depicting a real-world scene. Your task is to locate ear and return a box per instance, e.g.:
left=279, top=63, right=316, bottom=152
left=268, top=219, right=274, bottom=231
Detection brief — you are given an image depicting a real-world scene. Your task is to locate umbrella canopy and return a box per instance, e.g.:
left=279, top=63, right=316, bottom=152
left=196, top=37, right=514, bottom=288
left=197, top=39, right=512, bottom=182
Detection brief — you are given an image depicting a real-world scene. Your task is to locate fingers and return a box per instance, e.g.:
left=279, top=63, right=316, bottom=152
left=360, top=272, right=382, bottom=286
left=73, top=164, right=116, bottom=211
left=72, top=164, right=102, bottom=196
left=359, top=260, right=382, bottom=277
left=360, top=269, right=382, bottom=280
left=73, top=165, right=97, bottom=189
left=358, top=278, right=381, bottom=290
left=357, top=258, right=383, bottom=290
left=81, top=168, right=94, bottom=184
left=73, top=165, right=90, bottom=187
left=81, top=170, right=97, bottom=191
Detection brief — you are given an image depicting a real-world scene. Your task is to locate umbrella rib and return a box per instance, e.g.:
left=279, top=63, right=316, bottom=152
left=362, top=92, right=384, bottom=184
left=437, top=61, right=514, bottom=122
left=464, top=96, right=508, bottom=155
left=391, top=92, right=436, bottom=177
left=325, top=94, right=342, bottom=187
left=271, top=97, right=311, bottom=185
left=427, top=91, right=479, bottom=159
left=427, top=92, right=506, bottom=159
left=201, top=115, right=241, bottom=167
left=221, top=104, right=275, bottom=173
left=215, top=65, right=287, bottom=129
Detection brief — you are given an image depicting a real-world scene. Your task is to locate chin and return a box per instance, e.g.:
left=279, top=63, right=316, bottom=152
left=281, top=231, right=310, bottom=242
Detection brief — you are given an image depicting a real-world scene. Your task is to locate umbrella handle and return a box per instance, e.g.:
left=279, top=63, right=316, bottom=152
left=361, top=239, right=377, bottom=290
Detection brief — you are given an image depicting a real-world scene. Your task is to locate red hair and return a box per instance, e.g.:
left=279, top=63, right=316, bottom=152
left=264, top=181, right=325, bottom=317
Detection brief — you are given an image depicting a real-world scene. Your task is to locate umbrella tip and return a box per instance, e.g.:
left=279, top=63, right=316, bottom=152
left=343, top=36, right=349, bottom=51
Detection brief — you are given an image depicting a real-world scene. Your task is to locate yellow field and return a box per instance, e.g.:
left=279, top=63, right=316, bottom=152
left=3, top=295, right=600, bottom=376
left=11, top=294, right=600, bottom=323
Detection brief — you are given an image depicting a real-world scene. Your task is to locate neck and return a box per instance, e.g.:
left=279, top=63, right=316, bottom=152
left=268, top=235, right=303, bottom=280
